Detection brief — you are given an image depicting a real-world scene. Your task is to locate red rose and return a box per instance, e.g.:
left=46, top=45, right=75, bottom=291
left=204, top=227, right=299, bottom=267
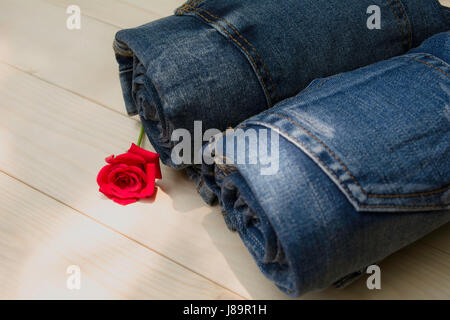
left=97, top=143, right=162, bottom=205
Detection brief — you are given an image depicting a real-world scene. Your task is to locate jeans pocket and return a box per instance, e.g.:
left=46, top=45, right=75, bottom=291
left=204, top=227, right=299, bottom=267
left=245, top=34, right=450, bottom=212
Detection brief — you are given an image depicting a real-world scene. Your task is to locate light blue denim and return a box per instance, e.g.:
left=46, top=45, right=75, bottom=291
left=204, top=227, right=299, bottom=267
left=113, top=0, right=449, bottom=204
left=202, top=32, right=450, bottom=297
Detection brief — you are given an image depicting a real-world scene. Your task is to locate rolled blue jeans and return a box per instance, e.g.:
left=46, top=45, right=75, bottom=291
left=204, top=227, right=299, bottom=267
left=202, top=32, right=450, bottom=297
left=113, top=0, right=449, bottom=204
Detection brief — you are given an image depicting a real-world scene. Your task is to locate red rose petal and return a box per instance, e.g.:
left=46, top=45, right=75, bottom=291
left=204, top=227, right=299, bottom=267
left=112, top=197, right=138, bottom=206
left=107, top=152, right=146, bottom=165
left=110, top=182, right=143, bottom=199
left=107, top=164, right=146, bottom=182
left=97, top=143, right=162, bottom=205
left=105, top=155, right=115, bottom=164
left=106, top=165, right=127, bottom=183
left=99, top=184, right=114, bottom=197
left=107, top=165, right=148, bottom=199
left=97, top=164, right=112, bottom=186
left=119, top=172, right=141, bottom=192
left=137, top=163, right=156, bottom=198
left=128, top=143, right=159, bottom=161
left=128, top=143, right=162, bottom=179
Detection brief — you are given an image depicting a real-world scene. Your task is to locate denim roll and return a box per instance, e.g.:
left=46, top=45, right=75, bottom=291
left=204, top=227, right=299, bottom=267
left=113, top=0, right=449, bottom=204
left=202, top=32, right=450, bottom=297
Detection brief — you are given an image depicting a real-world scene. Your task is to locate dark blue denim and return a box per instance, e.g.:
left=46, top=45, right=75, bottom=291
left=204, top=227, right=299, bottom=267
left=202, top=32, right=450, bottom=297
left=113, top=0, right=449, bottom=204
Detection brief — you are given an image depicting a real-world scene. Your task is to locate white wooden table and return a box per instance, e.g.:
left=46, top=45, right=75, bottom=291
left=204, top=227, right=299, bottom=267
left=0, top=0, right=449, bottom=299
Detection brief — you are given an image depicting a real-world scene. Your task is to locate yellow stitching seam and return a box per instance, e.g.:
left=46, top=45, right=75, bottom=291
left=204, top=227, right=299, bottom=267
left=180, top=7, right=273, bottom=106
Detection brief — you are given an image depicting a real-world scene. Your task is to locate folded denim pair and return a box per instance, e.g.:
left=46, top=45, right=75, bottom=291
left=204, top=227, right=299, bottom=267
left=113, top=0, right=449, bottom=204
left=202, top=32, right=450, bottom=296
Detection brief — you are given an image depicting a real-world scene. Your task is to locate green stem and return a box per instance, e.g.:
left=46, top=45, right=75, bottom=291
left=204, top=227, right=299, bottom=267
left=137, top=124, right=144, bottom=147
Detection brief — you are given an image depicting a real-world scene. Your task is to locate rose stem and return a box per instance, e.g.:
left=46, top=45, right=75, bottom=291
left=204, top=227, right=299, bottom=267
left=137, top=124, right=145, bottom=147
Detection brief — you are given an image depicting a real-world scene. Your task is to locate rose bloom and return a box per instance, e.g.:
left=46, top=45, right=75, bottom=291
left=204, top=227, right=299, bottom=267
left=97, top=143, right=162, bottom=205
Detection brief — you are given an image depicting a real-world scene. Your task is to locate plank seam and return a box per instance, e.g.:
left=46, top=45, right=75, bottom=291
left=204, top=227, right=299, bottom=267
left=0, top=169, right=248, bottom=300
left=0, top=60, right=138, bottom=122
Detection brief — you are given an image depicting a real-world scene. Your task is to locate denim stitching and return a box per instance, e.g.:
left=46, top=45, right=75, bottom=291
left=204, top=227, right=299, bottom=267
left=404, top=56, right=450, bottom=78
left=217, top=123, right=448, bottom=210
left=385, top=0, right=408, bottom=50
left=180, top=0, right=200, bottom=11
left=368, top=186, right=450, bottom=198
left=191, top=0, right=202, bottom=8
left=188, top=5, right=278, bottom=101
left=274, top=113, right=365, bottom=190
left=415, top=53, right=450, bottom=69
left=272, top=112, right=450, bottom=199
left=179, top=6, right=273, bottom=106
left=360, top=204, right=447, bottom=210
left=254, top=120, right=448, bottom=210
left=232, top=71, right=449, bottom=200
left=393, top=0, right=412, bottom=49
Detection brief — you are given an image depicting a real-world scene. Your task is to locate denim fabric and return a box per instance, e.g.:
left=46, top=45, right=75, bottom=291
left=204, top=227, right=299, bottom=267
left=202, top=32, right=450, bottom=296
left=113, top=0, right=449, bottom=204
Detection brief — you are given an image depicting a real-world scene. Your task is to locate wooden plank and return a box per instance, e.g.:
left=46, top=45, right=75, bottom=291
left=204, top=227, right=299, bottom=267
left=120, top=0, right=185, bottom=17
left=125, top=0, right=450, bottom=18
left=0, top=0, right=148, bottom=115
left=421, top=223, right=450, bottom=255
left=1, top=62, right=449, bottom=299
left=44, top=0, right=162, bottom=28
left=0, top=61, right=287, bottom=299
left=0, top=173, right=241, bottom=299
left=1, top=0, right=449, bottom=299
left=2, top=0, right=448, bottom=118
left=304, top=243, right=450, bottom=300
